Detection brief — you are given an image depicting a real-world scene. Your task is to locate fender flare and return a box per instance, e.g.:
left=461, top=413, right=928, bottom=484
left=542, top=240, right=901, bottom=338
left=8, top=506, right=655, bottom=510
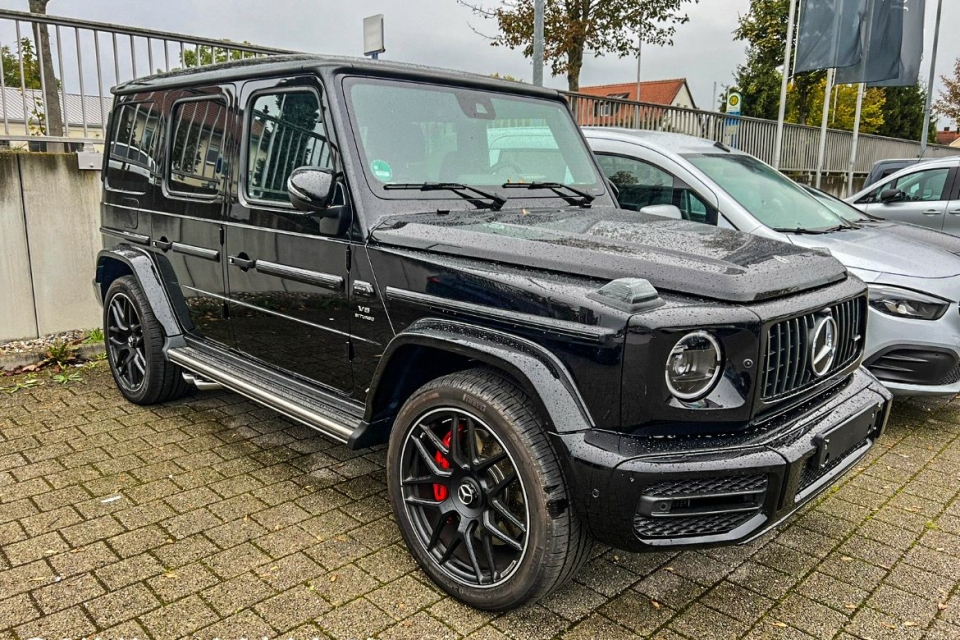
left=94, top=245, right=182, bottom=338
left=351, top=318, right=595, bottom=448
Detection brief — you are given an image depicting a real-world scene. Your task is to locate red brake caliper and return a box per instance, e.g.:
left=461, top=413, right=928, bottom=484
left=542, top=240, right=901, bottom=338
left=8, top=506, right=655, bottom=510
left=433, top=431, right=453, bottom=501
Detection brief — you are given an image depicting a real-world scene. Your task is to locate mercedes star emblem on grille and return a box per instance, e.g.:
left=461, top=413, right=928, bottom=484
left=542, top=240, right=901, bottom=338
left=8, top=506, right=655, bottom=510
left=810, top=314, right=838, bottom=377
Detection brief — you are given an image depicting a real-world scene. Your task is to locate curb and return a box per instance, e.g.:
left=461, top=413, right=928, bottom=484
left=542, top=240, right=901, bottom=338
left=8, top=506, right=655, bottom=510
left=0, top=343, right=106, bottom=373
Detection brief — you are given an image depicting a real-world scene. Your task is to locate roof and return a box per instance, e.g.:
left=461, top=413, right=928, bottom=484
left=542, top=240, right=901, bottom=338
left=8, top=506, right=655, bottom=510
left=936, top=129, right=960, bottom=146
left=582, top=127, right=727, bottom=156
left=0, top=87, right=113, bottom=128
left=577, top=79, right=691, bottom=107
left=114, top=54, right=560, bottom=101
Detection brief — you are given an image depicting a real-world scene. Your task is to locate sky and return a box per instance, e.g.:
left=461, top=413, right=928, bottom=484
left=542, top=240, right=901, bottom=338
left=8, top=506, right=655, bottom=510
left=0, top=0, right=957, bottom=123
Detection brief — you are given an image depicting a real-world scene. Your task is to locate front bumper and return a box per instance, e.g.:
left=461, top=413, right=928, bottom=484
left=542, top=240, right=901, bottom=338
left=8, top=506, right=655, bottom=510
left=555, top=369, right=892, bottom=551
left=863, top=305, right=960, bottom=397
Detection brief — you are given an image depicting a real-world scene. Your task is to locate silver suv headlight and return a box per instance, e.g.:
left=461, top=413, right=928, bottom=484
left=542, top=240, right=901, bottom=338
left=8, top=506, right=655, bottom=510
left=868, top=285, right=949, bottom=321
left=665, top=331, right=723, bottom=401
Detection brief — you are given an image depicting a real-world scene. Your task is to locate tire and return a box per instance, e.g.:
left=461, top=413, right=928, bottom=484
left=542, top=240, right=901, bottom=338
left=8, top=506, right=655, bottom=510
left=387, top=368, right=592, bottom=610
left=103, top=275, right=189, bottom=405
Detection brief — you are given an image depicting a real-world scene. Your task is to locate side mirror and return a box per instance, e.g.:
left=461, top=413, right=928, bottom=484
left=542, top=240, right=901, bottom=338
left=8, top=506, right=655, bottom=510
left=288, top=167, right=336, bottom=213
left=639, top=204, right=683, bottom=220
left=880, top=187, right=903, bottom=203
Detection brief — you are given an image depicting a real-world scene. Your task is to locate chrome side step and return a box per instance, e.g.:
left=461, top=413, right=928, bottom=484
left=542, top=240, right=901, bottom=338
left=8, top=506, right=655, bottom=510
left=182, top=372, right=224, bottom=391
left=168, top=346, right=360, bottom=444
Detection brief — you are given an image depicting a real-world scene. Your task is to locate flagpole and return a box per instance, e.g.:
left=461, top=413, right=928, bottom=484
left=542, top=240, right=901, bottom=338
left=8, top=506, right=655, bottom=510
left=847, top=83, right=865, bottom=197
left=815, top=67, right=835, bottom=189
left=773, top=0, right=799, bottom=170
left=919, top=0, right=943, bottom=157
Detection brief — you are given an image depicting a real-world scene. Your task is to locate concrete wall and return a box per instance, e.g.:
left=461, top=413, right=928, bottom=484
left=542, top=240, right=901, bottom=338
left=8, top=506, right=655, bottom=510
left=0, top=154, right=102, bottom=342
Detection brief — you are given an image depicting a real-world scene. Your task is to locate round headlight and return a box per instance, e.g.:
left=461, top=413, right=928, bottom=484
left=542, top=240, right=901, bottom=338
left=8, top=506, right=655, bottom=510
left=665, top=331, right=723, bottom=401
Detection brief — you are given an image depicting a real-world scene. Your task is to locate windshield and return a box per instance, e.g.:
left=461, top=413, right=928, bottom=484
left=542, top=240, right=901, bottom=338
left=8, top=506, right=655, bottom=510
left=345, top=78, right=603, bottom=197
left=684, top=153, right=847, bottom=232
left=803, top=187, right=870, bottom=222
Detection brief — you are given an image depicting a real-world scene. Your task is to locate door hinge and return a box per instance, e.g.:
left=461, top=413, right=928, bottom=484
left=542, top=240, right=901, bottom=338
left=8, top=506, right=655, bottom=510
left=219, top=227, right=225, bottom=245
left=345, top=339, right=354, bottom=360
left=345, top=245, right=352, bottom=272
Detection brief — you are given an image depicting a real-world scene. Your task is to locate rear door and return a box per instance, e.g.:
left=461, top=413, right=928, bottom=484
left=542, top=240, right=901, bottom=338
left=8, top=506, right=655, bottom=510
left=224, top=75, right=354, bottom=394
left=942, top=168, right=960, bottom=236
left=859, top=165, right=955, bottom=230
left=152, top=88, right=233, bottom=346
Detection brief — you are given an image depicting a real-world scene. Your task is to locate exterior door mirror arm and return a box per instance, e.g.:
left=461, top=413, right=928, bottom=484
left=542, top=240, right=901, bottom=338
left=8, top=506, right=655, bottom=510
left=880, top=188, right=904, bottom=204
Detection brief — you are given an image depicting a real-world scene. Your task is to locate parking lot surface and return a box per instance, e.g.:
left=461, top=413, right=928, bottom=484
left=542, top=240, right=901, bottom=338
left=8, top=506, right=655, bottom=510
left=1, top=365, right=959, bottom=640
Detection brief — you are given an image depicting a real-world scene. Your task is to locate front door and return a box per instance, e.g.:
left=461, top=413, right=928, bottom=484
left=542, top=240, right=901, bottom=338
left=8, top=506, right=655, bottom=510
left=862, top=165, right=956, bottom=231
left=152, top=89, right=233, bottom=346
left=224, top=77, right=353, bottom=394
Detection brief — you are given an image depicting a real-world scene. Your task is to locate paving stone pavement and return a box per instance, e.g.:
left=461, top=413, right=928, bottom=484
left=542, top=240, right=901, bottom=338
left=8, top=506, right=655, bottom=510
left=2, top=364, right=960, bottom=640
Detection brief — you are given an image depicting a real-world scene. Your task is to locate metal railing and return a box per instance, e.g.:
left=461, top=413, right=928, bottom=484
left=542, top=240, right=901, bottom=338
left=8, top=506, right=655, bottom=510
left=565, top=93, right=960, bottom=174
left=0, top=9, right=292, bottom=148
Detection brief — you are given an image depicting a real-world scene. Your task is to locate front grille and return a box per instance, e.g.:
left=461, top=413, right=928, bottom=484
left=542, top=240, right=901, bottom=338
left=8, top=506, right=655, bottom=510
left=940, top=363, right=960, bottom=386
left=762, top=296, right=865, bottom=401
left=797, top=439, right=868, bottom=495
left=634, top=511, right=757, bottom=539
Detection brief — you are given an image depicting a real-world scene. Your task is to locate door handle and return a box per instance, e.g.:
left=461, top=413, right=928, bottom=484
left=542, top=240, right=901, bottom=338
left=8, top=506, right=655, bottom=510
left=949, top=210, right=960, bottom=215
left=152, top=237, right=172, bottom=251
left=229, top=254, right=256, bottom=271
left=922, top=209, right=942, bottom=215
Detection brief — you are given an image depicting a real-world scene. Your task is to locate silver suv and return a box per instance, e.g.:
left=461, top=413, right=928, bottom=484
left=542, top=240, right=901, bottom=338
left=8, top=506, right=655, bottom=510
left=585, top=127, right=960, bottom=397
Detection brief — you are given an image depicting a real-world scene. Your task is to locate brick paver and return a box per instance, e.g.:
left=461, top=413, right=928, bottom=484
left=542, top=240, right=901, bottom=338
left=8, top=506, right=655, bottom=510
left=2, top=364, right=960, bottom=639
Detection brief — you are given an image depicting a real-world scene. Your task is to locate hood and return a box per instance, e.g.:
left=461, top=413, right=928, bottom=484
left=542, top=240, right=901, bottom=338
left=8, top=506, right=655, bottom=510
left=371, top=208, right=847, bottom=303
left=790, top=222, right=960, bottom=279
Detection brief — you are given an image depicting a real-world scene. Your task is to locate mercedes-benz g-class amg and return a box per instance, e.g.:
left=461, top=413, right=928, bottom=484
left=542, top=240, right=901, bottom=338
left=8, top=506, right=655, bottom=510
left=94, top=55, right=891, bottom=610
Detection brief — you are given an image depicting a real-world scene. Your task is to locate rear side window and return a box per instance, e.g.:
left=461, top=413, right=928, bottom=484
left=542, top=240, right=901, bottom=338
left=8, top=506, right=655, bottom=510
left=245, top=90, right=332, bottom=205
left=168, top=98, right=228, bottom=197
left=106, top=102, right=162, bottom=193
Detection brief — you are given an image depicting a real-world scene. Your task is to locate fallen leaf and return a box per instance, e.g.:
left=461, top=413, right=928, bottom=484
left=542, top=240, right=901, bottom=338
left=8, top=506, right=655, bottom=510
left=330, top=574, right=338, bottom=582
left=939, top=603, right=948, bottom=611
left=651, top=600, right=662, bottom=610
left=844, top=604, right=856, bottom=610
left=771, top=621, right=787, bottom=628
left=904, top=621, right=917, bottom=627
left=840, top=556, right=853, bottom=562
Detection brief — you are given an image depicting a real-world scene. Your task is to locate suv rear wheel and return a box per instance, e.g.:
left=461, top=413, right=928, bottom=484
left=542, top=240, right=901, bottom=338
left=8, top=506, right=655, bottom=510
left=387, top=369, right=591, bottom=610
left=104, top=275, right=189, bottom=405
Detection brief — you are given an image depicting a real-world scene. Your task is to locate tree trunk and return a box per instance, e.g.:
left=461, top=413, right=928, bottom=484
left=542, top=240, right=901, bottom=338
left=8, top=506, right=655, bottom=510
left=28, top=0, right=64, bottom=151
left=566, top=45, right=583, bottom=92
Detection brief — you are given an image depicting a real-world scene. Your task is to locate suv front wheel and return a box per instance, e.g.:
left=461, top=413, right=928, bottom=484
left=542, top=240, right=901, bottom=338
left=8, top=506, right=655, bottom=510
left=387, top=369, right=591, bottom=610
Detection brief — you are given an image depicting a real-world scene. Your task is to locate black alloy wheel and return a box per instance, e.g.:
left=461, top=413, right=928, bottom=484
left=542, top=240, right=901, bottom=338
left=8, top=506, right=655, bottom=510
left=106, top=292, right=147, bottom=391
left=399, top=407, right=529, bottom=587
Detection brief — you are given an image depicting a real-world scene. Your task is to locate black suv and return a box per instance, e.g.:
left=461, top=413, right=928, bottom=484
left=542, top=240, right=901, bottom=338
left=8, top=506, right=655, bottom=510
left=94, top=55, right=891, bottom=610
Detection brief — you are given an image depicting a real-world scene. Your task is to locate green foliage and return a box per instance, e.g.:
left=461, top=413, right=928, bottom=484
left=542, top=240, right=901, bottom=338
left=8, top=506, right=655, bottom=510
left=881, top=84, right=936, bottom=142
left=489, top=73, right=526, bottom=83
left=44, top=339, right=78, bottom=369
left=1, top=375, right=41, bottom=394
left=461, top=0, right=697, bottom=91
left=935, top=56, right=960, bottom=124
left=180, top=41, right=251, bottom=68
left=52, top=372, right=82, bottom=385
left=1, top=37, right=41, bottom=90
left=789, top=81, right=885, bottom=134
left=84, top=328, right=104, bottom=344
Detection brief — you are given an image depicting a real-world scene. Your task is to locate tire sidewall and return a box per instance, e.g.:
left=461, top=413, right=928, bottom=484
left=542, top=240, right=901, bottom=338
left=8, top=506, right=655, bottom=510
left=104, top=277, right=158, bottom=404
left=387, top=379, right=558, bottom=610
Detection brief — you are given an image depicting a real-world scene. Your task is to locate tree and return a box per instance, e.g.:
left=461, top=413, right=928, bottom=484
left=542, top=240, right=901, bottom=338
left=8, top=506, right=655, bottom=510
left=460, top=0, right=697, bottom=92
left=1, top=38, right=41, bottom=89
left=733, top=0, right=823, bottom=123
left=28, top=0, right=64, bottom=144
left=934, top=56, right=960, bottom=124
left=180, top=43, right=250, bottom=69
left=880, top=84, right=936, bottom=142
left=791, top=81, right=885, bottom=133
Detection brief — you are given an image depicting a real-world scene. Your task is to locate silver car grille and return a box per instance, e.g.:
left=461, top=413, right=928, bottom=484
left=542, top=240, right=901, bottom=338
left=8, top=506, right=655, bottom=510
left=761, top=296, right=866, bottom=401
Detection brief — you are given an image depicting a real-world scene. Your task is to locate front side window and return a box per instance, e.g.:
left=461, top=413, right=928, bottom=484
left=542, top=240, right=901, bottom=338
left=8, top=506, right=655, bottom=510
left=168, top=98, right=227, bottom=197
left=246, top=90, right=332, bottom=205
left=345, top=78, right=602, bottom=196
left=686, top=153, right=844, bottom=232
left=106, top=102, right=162, bottom=193
left=887, top=168, right=951, bottom=202
left=597, top=153, right=717, bottom=224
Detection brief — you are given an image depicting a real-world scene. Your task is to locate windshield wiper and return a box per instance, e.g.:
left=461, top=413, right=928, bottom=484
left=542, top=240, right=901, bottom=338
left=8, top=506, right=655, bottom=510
left=771, top=226, right=836, bottom=235
left=501, top=181, right=595, bottom=208
left=383, top=182, right=506, bottom=210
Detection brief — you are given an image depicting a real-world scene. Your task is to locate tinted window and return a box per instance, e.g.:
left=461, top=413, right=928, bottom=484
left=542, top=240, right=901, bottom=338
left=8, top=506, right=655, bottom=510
left=597, top=153, right=717, bottom=224
left=168, top=99, right=227, bottom=197
left=106, top=102, right=162, bottom=193
left=246, top=90, right=331, bottom=205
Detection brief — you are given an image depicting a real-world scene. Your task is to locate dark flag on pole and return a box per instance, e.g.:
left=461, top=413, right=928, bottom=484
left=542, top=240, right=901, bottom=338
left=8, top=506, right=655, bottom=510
left=836, top=0, right=924, bottom=86
left=794, top=0, right=866, bottom=74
